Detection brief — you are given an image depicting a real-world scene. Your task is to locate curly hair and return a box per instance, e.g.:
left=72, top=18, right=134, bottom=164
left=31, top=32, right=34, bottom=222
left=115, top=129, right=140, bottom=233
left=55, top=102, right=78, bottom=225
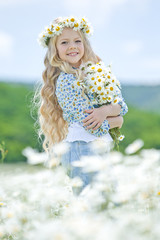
left=34, top=23, right=100, bottom=153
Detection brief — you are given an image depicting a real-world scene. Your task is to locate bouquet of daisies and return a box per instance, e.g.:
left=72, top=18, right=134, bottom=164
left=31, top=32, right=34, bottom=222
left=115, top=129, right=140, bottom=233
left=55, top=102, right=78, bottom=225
left=78, top=61, right=125, bottom=148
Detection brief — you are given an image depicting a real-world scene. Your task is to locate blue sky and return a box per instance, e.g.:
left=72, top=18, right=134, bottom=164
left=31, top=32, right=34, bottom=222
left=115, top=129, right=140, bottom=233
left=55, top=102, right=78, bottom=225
left=0, top=0, right=160, bottom=85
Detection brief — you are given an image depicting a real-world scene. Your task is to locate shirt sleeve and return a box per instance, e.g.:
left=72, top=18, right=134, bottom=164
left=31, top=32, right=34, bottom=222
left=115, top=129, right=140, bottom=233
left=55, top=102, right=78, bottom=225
left=87, top=87, right=128, bottom=116
left=55, top=72, right=110, bottom=137
left=116, top=87, right=128, bottom=116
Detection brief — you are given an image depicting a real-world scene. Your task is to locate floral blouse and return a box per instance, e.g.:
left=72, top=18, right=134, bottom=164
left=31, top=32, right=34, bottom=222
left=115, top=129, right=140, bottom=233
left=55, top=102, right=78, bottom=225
left=55, top=72, right=128, bottom=137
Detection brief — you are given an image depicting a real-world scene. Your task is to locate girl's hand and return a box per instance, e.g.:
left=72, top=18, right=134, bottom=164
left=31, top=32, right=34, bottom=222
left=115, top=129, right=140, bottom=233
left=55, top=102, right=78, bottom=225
left=82, top=106, right=108, bottom=130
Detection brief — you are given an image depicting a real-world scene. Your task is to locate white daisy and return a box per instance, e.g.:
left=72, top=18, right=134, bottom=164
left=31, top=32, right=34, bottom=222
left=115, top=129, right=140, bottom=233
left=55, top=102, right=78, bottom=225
left=107, top=95, right=113, bottom=102
left=118, top=135, right=125, bottom=141
left=112, top=97, right=120, bottom=105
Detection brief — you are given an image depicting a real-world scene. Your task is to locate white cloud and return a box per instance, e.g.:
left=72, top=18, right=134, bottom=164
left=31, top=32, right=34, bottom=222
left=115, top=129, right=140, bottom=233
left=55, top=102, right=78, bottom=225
left=123, top=40, right=143, bottom=55
left=0, top=32, right=14, bottom=58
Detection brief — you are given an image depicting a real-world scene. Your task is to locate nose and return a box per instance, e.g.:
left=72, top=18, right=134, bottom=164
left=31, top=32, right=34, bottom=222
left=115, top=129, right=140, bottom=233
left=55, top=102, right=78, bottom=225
left=68, top=42, right=76, bottom=49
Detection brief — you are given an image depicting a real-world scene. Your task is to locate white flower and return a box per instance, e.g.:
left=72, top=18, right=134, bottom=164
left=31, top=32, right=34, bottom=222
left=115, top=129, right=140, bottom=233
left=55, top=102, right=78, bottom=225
left=112, top=97, right=120, bottom=105
left=118, top=135, right=125, bottom=141
left=125, top=139, right=144, bottom=154
left=72, top=155, right=106, bottom=173
left=51, top=142, right=70, bottom=156
left=107, top=95, right=113, bottom=102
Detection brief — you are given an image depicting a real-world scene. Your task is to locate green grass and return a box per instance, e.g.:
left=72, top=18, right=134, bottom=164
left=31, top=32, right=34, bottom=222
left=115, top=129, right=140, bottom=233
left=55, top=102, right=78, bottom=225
left=0, top=82, right=160, bottom=162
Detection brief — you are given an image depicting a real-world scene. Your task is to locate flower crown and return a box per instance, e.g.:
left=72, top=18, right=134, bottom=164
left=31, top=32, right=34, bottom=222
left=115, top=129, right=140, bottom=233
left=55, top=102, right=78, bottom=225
left=37, top=16, right=93, bottom=48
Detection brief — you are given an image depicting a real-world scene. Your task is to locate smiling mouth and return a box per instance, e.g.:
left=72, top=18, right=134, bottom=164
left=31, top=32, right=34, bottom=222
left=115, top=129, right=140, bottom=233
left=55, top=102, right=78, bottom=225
left=67, top=52, right=78, bottom=56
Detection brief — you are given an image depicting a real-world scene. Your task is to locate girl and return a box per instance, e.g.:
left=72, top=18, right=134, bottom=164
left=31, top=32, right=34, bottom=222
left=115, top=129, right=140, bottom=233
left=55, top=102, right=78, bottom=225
left=36, top=16, right=128, bottom=192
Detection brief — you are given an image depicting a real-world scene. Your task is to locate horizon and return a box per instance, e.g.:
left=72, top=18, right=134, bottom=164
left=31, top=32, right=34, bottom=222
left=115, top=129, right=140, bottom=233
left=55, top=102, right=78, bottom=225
left=1, top=78, right=160, bottom=86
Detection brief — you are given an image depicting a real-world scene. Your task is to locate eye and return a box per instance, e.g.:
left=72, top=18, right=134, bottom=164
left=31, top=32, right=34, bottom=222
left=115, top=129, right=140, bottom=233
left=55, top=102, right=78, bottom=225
left=75, top=40, right=81, bottom=43
left=61, top=41, right=67, bottom=44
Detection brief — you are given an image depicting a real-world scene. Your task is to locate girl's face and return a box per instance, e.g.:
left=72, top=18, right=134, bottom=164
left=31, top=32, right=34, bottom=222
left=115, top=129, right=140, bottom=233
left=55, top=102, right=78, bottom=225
left=56, top=28, right=84, bottom=68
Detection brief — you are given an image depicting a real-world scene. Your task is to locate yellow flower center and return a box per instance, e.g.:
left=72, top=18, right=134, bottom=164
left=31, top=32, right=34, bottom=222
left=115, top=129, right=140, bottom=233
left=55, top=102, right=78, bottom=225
left=97, top=86, right=102, bottom=90
left=107, top=75, right=111, bottom=79
left=100, top=92, right=104, bottom=95
left=77, top=81, right=80, bottom=86
left=110, top=86, right=114, bottom=91
left=70, top=18, right=75, bottom=22
left=86, top=29, right=90, bottom=33
left=48, top=31, right=53, bottom=34
left=56, top=26, right=60, bottom=31
left=74, top=23, right=79, bottom=27
left=102, top=97, right=107, bottom=100
left=112, top=79, right=115, bottom=83
left=98, top=78, right=101, bottom=82
left=91, top=67, right=95, bottom=70
left=43, top=35, right=45, bottom=37
left=91, top=77, right=95, bottom=80
left=114, top=99, right=117, bottom=103
left=89, top=86, right=93, bottom=89
left=94, top=82, right=97, bottom=85
left=92, top=89, right=95, bottom=92
left=97, top=68, right=102, bottom=72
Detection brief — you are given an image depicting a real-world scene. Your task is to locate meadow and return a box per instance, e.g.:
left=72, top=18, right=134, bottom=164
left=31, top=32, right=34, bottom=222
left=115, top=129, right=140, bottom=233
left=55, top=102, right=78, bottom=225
left=0, top=82, right=160, bottom=163
left=0, top=143, right=160, bottom=239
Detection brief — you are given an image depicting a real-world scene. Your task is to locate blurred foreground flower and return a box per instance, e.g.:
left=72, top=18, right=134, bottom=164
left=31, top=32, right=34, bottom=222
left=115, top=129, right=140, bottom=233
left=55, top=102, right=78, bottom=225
left=22, top=146, right=48, bottom=165
left=125, top=139, right=144, bottom=155
left=1, top=140, right=160, bottom=240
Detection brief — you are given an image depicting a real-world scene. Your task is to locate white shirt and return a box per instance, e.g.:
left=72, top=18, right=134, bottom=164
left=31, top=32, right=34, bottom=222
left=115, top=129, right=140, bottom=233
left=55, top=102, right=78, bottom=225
left=62, top=122, right=113, bottom=143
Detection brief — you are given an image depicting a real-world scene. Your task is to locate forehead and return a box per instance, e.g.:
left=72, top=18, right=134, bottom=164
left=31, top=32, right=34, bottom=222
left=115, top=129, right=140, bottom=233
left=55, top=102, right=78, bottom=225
left=57, top=28, right=81, bottom=41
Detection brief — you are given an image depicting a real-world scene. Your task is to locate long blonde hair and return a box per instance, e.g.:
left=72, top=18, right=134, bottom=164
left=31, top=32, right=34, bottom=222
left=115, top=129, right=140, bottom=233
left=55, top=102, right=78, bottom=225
left=34, top=25, right=100, bottom=153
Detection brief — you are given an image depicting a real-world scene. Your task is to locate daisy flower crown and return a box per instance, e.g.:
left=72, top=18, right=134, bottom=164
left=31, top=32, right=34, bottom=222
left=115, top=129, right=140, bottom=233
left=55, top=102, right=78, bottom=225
left=37, top=16, right=93, bottom=48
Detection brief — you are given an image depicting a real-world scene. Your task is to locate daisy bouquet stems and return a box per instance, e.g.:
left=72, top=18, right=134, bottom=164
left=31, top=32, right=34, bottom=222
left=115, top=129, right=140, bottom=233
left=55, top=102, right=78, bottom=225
left=79, top=61, right=125, bottom=148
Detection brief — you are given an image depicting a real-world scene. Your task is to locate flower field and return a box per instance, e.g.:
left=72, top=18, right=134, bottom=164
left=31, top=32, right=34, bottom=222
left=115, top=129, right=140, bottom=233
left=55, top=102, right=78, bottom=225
left=0, top=141, right=160, bottom=240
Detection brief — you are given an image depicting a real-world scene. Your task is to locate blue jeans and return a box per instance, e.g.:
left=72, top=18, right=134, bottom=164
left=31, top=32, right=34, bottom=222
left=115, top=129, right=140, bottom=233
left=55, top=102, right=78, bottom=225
left=60, top=141, right=99, bottom=193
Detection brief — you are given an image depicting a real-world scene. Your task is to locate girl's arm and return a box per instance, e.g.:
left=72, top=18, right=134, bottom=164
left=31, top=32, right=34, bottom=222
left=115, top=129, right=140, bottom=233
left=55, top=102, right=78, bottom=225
left=83, top=105, right=123, bottom=130
left=100, top=103, right=121, bottom=117
left=107, top=116, right=124, bottom=129
left=83, top=89, right=128, bottom=130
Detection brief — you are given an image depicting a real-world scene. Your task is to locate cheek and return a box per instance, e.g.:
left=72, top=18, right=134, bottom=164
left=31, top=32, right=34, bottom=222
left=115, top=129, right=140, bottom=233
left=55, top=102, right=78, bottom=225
left=57, top=46, right=65, bottom=58
left=81, top=45, right=85, bottom=55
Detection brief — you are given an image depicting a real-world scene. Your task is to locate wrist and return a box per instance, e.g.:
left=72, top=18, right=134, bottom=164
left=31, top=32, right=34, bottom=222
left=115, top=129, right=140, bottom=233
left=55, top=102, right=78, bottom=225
left=105, top=103, right=121, bottom=117
left=102, top=104, right=113, bottom=117
left=118, top=116, right=124, bottom=128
